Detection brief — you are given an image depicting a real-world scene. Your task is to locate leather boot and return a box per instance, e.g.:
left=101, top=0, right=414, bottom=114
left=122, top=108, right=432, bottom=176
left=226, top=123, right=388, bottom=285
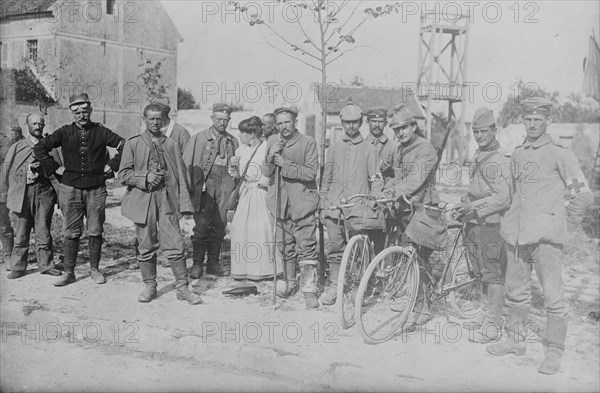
left=206, top=242, right=225, bottom=277
left=171, top=259, right=203, bottom=305
left=189, top=242, right=205, bottom=279
left=54, top=238, right=79, bottom=287
left=1, top=234, right=13, bottom=271
left=88, top=236, right=106, bottom=284
left=538, top=318, right=567, bottom=375
left=138, top=261, right=158, bottom=303
left=486, top=307, right=528, bottom=356
left=321, top=262, right=340, bottom=306
left=276, top=259, right=299, bottom=298
left=470, top=284, right=505, bottom=343
left=300, top=262, right=319, bottom=309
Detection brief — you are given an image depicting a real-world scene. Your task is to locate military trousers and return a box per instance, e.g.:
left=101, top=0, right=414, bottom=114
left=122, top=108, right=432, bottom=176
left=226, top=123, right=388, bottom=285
left=464, top=223, right=507, bottom=285
left=505, top=242, right=569, bottom=320
left=11, top=182, right=57, bottom=272
left=135, top=188, right=185, bottom=263
left=0, top=202, right=14, bottom=251
left=275, top=209, right=318, bottom=264
left=60, top=184, right=107, bottom=239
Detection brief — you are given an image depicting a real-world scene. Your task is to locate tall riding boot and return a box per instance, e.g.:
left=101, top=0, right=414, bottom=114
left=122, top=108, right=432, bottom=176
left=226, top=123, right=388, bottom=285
left=88, top=236, right=106, bottom=284
left=138, top=260, right=158, bottom=303
left=486, top=307, right=528, bottom=356
left=1, top=234, right=13, bottom=271
left=206, top=242, right=225, bottom=277
left=276, top=258, right=299, bottom=298
left=538, top=318, right=568, bottom=375
left=321, top=262, right=340, bottom=306
left=189, top=242, right=205, bottom=279
left=300, top=261, right=319, bottom=309
left=470, top=284, right=505, bottom=343
left=171, top=259, right=203, bottom=305
left=54, top=238, right=79, bottom=286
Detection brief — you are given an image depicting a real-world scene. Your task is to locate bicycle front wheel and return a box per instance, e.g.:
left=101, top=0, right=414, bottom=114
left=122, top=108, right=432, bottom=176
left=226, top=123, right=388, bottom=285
left=337, top=235, right=373, bottom=329
left=447, top=245, right=484, bottom=320
left=355, top=246, right=420, bottom=344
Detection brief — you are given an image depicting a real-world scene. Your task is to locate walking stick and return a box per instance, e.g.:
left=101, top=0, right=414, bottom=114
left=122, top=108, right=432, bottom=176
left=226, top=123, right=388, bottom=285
left=271, top=164, right=281, bottom=310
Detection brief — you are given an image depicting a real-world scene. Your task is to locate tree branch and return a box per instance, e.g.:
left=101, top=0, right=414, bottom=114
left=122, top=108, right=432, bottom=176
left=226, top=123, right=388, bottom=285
left=259, top=23, right=321, bottom=62
left=326, top=45, right=371, bottom=65
left=259, top=28, right=322, bottom=72
left=325, top=0, right=362, bottom=44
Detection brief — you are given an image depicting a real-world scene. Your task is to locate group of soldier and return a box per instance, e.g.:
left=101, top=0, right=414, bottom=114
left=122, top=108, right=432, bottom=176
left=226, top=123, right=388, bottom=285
left=0, top=91, right=592, bottom=376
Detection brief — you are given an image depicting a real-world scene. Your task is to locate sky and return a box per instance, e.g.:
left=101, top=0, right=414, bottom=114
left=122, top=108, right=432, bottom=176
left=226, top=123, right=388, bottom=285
left=160, top=0, right=600, bottom=118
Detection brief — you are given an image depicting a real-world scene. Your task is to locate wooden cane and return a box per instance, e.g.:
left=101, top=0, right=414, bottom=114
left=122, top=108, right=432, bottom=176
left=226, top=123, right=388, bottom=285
left=271, top=164, right=281, bottom=310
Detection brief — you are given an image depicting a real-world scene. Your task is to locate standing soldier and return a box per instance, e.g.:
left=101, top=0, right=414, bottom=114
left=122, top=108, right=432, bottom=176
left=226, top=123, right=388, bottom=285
left=487, top=97, right=593, bottom=375
left=364, top=107, right=395, bottom=254
left=2, top=114, right=62, bottom=279
left=263, top=107, right=320, bottom=308
left=119, top=104, right=202, bottom=304
left=34, top=93, right=125, bottom=287
left=261, top=113, right=278, bottom=141
left=382, top=105, right=440, bottom=326
left=183, top=103, right=239, bottom=278
left=0, top=131, right=15, bottom=270
left=320, top=103, right=383, bottom=305
left=455, top=108, right=511, bottom=343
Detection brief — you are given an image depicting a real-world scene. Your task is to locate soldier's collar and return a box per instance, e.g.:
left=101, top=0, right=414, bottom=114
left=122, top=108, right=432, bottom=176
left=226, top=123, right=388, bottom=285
left=367, top=133, right=388, bottom=144
left=523, top=133, right=553, bottom=149
left=341, top=133, right=364, bottom=144
left=207, top=127, right=232, bottom=141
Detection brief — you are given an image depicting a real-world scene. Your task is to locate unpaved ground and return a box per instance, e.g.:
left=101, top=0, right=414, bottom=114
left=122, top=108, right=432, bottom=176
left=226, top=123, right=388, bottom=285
left=1, top=184, right=599, bottom=392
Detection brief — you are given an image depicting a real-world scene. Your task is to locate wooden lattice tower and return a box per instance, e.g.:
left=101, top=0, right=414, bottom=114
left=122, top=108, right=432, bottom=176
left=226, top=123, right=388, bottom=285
left=416, top=11, right=470, bottom=163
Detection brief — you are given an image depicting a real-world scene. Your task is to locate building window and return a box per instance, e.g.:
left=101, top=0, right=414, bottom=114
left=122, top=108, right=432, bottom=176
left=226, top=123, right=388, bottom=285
left=107, top=0, right=115, bottom=15
left=27, top=40, right=38, bottom=61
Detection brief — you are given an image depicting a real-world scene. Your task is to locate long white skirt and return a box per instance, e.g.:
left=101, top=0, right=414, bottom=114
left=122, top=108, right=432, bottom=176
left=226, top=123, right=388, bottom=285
left=230, top=183, right=282, bottom=280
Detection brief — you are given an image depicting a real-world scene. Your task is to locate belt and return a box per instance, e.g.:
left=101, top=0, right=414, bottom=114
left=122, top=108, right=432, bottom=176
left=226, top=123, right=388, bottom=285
left=257, top=184, right=268, bottom=192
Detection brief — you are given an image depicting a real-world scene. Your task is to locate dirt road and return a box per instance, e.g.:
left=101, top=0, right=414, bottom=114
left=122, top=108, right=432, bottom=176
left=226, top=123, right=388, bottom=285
left=1, top=186, right=599, bottom=392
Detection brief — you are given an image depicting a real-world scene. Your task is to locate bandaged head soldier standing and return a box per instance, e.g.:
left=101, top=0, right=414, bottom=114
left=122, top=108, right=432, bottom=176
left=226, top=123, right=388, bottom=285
left=380, top=105, right=440, bottom=327
left=486, top=97, right=593, bottom=374
left=183, top=103, right=239, bottom=278
left=263, top=107, right=320, bottom=309
left=119, top=104, right=202, bottom=305
left=320, top=103, right=383, bottom=305
left=455, top=108, right=511, bottom=343
left=34, top=93, right=124, bottom=287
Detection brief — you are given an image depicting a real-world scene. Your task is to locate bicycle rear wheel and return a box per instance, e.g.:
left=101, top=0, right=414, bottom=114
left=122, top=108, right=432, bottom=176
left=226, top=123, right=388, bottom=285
left=355, top=246, right=420, bottom=344
left=337, top=235, right=373, bottom=329
left=447, top=245, right=484, bottom=320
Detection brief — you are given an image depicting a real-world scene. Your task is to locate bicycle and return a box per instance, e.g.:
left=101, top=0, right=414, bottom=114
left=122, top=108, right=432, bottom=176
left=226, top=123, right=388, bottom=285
left=354, top=202, right=484, bottom=344
left=328, top=194, right=403, bottom=329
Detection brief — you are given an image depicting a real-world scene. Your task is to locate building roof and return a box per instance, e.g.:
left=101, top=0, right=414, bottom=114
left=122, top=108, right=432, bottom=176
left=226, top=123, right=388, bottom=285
left=0, top=0, right=57, bottom=20
left=316, top=85, right=426, bottom=118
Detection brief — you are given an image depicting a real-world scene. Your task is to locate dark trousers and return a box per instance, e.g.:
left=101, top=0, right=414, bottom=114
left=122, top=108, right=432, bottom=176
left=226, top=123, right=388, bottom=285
left=192, top=192, right=226, bottom=247
left=0, top=202, right=14, bottom=253
left=60, top=184, right=107, bottom=239
left=11, top=183, right=57, bottom=272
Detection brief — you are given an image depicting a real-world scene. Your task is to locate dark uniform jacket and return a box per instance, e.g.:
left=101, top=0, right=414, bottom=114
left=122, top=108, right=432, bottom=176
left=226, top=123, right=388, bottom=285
left=34, top=122, right=124, bottom=188
left=500, top=133, right=593, bottom=245
left=263, top=131, right=319, bottom=220
left=118, top=131, right=192, bottom=225
left=182, top=127, right=239, bottom=212
left=2, top=138, right=58, bottom=214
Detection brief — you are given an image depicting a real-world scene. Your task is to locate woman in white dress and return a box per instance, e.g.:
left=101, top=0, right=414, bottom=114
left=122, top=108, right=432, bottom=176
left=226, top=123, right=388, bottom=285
left=228, top=117, right=282, bottom=280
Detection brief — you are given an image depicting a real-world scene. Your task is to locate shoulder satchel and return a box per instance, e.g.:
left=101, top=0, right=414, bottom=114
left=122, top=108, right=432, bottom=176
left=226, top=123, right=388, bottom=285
left=226, top=142, right=263, bottom=211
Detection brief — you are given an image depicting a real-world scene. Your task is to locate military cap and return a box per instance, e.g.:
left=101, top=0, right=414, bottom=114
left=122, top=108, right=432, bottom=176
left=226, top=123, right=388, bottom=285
left=389, top=105, right=416, bottom=129
left=212, top=103, right=233, bottom=115
left=152, top=97, right=171, bottom=115
left=472, top=107, right=495, bottom=129
left=366, top=107, right=388, bottom=120
left=69, top=93, right=91, bottom=107
left=521, top=96, right=553, bottom=116
left=339, top=103, right=363, bottom=121
left=273, top=106, right=299, bottom=118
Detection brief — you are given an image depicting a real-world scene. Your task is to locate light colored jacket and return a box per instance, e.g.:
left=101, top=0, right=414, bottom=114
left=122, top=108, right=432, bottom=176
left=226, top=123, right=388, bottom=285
left=118, top=131, right=192, bottom=225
